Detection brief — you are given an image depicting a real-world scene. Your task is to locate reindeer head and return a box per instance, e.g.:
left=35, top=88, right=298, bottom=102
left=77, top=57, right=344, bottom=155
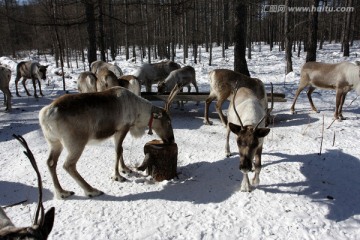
left=157, top=81, right=167, bottom=94
left=38, top=65, right=48, bottom=80
left=150, top=106, right=175, bottom=144
left=229, top=123, right=270, bottom=172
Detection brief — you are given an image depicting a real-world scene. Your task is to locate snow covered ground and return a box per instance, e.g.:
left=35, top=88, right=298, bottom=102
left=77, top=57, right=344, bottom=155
left=1, top=43, right=360, bottom=240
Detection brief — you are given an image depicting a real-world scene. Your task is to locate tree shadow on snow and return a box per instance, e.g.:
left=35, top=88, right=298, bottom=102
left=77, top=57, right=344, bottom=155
left=259, top=150, right=360, bottom=222
left=98, top=156, right=242, bottom=204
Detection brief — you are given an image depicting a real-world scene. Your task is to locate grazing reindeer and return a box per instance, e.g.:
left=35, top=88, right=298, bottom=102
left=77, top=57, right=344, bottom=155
left=0, top=66, right=11, bottom=111
left=90, top=60, right=123, bottom=78
left=225, top=83, right=273, bottom=192
left=291, top=61, right=360, bottom=120
left=15, top=61, right=48, bottom=98
left=135, top=60, right=181, bottom=92
left=0, top=135, right=55, bottom=239
left=39, top=87, right=175, bottom=199
left=158, top=66, right=199, bottom=111
left=118, top=75, right=141, bottom=96
left=77, top=71, right=140, bottom=96
left=204, top=69, right=267, bottom=126
left=77, top=71, right=98, bottom=93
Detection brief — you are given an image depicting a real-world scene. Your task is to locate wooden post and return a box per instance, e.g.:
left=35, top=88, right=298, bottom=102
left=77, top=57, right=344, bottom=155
left=137, top=140, right=178, bottom=181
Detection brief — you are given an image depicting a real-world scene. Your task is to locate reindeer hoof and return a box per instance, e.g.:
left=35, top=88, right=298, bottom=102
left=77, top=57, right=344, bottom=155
left=86, top=189, right=104, bottom=198
left=16, top=93, right=21, bottom=97
left=57, top=190, right=75, bottom=199
left=111, top=175, right=127, bottom=182
left=204, top=120, right=213, bottom=125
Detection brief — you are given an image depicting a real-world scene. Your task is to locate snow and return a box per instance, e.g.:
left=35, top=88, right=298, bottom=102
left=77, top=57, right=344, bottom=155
left=1, top=43, right=360, bottom=240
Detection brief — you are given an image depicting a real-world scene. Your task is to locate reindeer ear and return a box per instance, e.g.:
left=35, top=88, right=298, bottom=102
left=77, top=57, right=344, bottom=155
left=255, top=128, right=270, bottom=138
left=229, top=122, right=242, bottom=134
left=40, top=207, right=55, bottom=238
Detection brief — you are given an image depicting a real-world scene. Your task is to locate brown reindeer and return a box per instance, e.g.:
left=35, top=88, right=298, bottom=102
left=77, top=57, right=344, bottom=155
left=225, top=83, right=273, bottom=192
left=134, top=60, right=181, bottom=92
left=39, top=87, right=174, bottom=199
left=291, top=61, right=360, bottom=120
left=204, top=69, right=268, bottom=126
left=15, top=61, right=48, bottom=98
left=0, top=135, right=55, bottom=239
left=0, top=66, right=11, bottom=111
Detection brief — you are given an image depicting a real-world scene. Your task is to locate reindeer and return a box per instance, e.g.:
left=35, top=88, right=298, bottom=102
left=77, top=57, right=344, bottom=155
left=77, top=71, right=140, bottom=96
left=39, top=87, right=175, bottom=199
left=225, top=82, right=273, bottom=192
left=90, top=60, right=123, bottom=78
left=15, top=61, right=48, bottom=98
left=291, top=61, right=360, bottom=120
left=118, top=75, right=141, bottom=96
left=158, top=66, right=199, bottom=111
left=204, top=69, right=268, bottom=126
left=0, top=66, right=11, bottom=111
left=134, top=60, right=181, bottom=92
left=0, top=135, right=55, bottom=239
left=77, top=71, right=98, bottom=93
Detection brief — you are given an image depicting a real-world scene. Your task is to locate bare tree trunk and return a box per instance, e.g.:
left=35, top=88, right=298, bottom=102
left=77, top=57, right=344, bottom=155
left=84, top=0, right=97, bottom=68
left=285, top=0, right=293, bottom=74
left=246, top=3, right=252, bottom=60
left=343, top=0, right=353, bottom=57
left=222, top=0, right=229, bottom=58
left=234, top=2, right=250, bottom=76
left=98, top=0, right=106, bottom=61
left=306, top=0, right=319, bottom=62
left=124, top=0, right=129, bottom=60
left=209, top=0, right=213, bottom=65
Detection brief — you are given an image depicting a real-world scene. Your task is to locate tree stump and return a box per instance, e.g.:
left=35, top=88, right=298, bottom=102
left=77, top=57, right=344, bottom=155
left=137, top=139, right=178, bottom=181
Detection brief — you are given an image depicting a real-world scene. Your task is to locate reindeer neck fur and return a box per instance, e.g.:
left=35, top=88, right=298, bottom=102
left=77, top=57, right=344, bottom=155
left=228, top=89, right=266, bottom=128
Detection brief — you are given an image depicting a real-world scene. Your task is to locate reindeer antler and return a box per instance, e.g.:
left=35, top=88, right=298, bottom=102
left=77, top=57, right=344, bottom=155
left=232, top=81, right=244, bottom=128
left=254, top=82, right=273, bottom=130
left=12, top=134, right=45, bottom=227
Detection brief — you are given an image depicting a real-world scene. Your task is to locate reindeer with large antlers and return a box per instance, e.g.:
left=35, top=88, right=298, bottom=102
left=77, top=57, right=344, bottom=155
left=0, top=135, right=55, bottom=239
left=225, top=81, right=273, bottom=192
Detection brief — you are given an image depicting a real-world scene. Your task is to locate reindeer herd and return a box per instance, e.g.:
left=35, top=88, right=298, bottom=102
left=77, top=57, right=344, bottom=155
left=1, top=58, right=360, bottom=239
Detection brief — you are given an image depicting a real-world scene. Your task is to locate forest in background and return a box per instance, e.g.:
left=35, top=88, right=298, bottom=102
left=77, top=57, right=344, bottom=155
left=0, top=0, right=358, bottom=73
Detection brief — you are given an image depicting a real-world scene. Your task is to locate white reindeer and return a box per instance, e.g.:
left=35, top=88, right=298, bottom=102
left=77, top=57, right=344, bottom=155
left=0, top=135, right=55, bottom=239
left=291, top=61, right=360, bottom=120
left=204, top=69, right=268, bottom=126
left=77, top=71, right=140, bottom=96
left=39, top=87, right=174, bottom=199
left=0, top=66, right=11, bottom=111
left=134, top=60, right=181, bottom=92
left=157, top=66, right=199, bottom=111
left=90, top=60, right=123, bottom=78
left=225, top=81, right=273, bottom=192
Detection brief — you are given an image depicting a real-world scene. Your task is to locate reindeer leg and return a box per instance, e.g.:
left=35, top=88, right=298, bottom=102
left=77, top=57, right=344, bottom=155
left=252, top=146, right=263, bottom=187
left=225, top=125, right=231, bottom=157
left=204, top=95, right=216, bottom=125
left=37, top=79, right=44, bottom=96
left=240, top=173, right=251, bottom=192
left=63, top=142, right=103, bottom=198
left=112, top=128, right=131, bottom=182
left=194, top=81, right=200, bottom=106
left=307, top=86, right=318, bottom=113
left=46, top=140, right=75, bottom=199
left=215, top=98, right=228, bottom=126
left=334, top=89, right=344, bottom=120
left=337, top=91, right=348, bottom=120
left=15, top=76, right=22, bottom=97
left=290, top=83, right=307, bottom=114
left=3, top=88, right=11, bottom=111
left=22, top=78, right=32, bottom=96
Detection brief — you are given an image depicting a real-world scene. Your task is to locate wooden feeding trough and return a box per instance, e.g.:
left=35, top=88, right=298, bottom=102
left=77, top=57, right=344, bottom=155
left=137, top=140, right=178, bottom=181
